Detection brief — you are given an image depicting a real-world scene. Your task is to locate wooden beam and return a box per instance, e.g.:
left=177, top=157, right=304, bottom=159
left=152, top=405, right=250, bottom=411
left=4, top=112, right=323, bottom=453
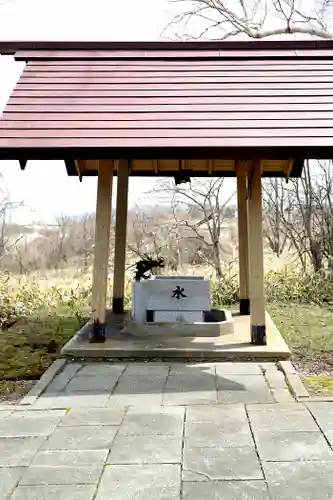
left=284, top=158, right=294, bottom=183
left=74, top=159, right=84, bottom=182
left=90, top=159, right=114, bottom=342
left=236, top=160, right=250, bottom=315
left=248, top=159, right=266, bottom=345
left=112, top=160, right=129, bottom=314
left=153, top=159, right=158, bottom=174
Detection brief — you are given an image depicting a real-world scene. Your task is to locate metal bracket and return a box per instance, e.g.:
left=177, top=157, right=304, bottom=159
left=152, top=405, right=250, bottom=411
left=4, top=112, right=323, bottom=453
left=19, top=159, right=27, bottom=171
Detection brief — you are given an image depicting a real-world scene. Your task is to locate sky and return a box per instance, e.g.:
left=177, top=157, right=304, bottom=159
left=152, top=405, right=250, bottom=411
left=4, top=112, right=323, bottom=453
left=0, top=0, right=175, bottom=223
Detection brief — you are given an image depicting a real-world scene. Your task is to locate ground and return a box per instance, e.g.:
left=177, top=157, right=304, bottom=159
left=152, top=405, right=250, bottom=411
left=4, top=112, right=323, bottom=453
left=1, top=360, right=333, bottom=500
left=1, top=303, right=333, bottom=402
left=0, top=308, right=83, bottom=402
left=269, top=304, right=333, bottom=396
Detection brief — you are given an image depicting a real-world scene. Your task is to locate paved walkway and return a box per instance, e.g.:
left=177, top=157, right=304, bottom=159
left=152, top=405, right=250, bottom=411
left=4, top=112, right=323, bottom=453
left=1, top=362, right=333, bottom=499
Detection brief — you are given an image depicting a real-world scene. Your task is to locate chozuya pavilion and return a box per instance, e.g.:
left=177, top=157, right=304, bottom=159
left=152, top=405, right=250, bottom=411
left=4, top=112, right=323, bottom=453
left=0, top=39, right=331, bottom=359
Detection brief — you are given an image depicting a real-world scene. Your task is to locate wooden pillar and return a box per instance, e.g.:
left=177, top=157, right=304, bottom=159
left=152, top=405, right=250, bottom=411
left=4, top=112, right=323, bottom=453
left=248, top=160, right=266, bottom=345
left=112, top=160, right=129, bottom=314
left=236, top=161, right=250, bottom=315
left=90, top=159, right=114, bottom=343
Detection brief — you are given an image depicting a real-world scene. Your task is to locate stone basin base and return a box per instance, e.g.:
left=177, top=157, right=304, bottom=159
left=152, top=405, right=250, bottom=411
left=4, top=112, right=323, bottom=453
left=120, top=308, right=234, bottom=338
left=61, top=311, right=291, bottom=361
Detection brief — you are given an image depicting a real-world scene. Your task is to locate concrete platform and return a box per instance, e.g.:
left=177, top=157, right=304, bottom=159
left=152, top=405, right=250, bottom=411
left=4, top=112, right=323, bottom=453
left=61, top=311, right=290, bottom=361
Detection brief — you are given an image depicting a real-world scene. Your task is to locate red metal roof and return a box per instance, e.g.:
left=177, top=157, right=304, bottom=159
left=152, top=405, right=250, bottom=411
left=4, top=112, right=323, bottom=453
left=0, top=41, right=333, bottom=162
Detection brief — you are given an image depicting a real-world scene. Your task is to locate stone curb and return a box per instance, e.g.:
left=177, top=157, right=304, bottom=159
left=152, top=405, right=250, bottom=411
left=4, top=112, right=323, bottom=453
left=278, top=360, right=297, bottom=374
left=277, top=361, right=310, bottom=399
left=19, top=358, right=67, bottom=406
left=305, top=396, right=333, bottom=402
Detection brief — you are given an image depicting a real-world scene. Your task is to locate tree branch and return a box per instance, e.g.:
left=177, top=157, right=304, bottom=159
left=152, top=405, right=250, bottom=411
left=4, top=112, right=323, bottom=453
left=166, top=0, right=333, bottom=40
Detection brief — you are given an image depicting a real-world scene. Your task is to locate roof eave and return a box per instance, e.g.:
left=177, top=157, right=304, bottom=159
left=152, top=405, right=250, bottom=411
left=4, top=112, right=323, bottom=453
left=0, top=148, right=306, bottom=178
left=1, top=39, right=333, bottom=55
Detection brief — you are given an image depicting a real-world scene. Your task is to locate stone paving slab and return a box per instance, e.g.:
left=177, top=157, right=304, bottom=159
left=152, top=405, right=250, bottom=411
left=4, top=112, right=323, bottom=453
left=0, top=467, right=25, bottom=499
left=163, top=374, right=218, bottom=405
left=185, top=417, right=253, bottom=447
left=10, top=409, right=67, bottom=419
left=110, top=374, right=167, bottom=407
left=65, top=375, right=120, bottom=394
left=183, top=445, right=263, bottom=481
left=183, top=481, right=271, bottom=500
left=217, top=374, right=274, bottom=404
left=248, top=404, right=319, bottom=432
left=323, top=430, right=333, bottom=448
left=32, top=394, right=111, bottom=409
left=169, top=363, right=215, bottom=376
left=246, top=402, right=303, bottom=412
left=119, top=407, right=184, bottom=435
left=0, top=410, right=14, bottom=418
left=307, top=402, right=333, bottom=430
left=0, top=437, right=46, bottom=466
left=163, top=390, right=218, bottom=406
left=95, top=464, right=181, bottom=500
left=108, top=433, right=182, bottom=464
left=59, top=408, right=125, bottom=427
left=255, top=430, right=333, bottom=461
left=107, top=392, right=164, bottom=408
left=264, top=462, right=333, bottom=500
left=165, top=374, right=216, bottom=391
left=19, top=465, right=102, bottom=485
left=42, top=425, right=118, bottom=450
left=45, top=363, right=81, bottom=394
left=124, top=363, right=170, bottom=376
left=186, top=405, right=246, bottom=423
left=0, top=416, right=60, bottom=438
left=264, top=368, right=287, bottom=389
left=78, top=363, right=126, bottom=377
left=215, top=362, right=263, bottom=375
left=31, top=449, right=108, bottom=467
left=268, top=388, right=295, bottom=402
left=11, top=484, right=97, bottom=500
left=114, top=373, right=168, bottom=392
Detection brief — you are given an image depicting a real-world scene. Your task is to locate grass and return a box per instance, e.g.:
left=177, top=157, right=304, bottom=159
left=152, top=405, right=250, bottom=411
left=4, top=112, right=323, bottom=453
left=302, top=376, right=333, bottom=396
left=269, top=303, right=333, bottom=396
left=0, top=306, right=83, bottom=402
left=0, top=308, right=82, bottom=381
left=269, top=303, right=333, bottom=369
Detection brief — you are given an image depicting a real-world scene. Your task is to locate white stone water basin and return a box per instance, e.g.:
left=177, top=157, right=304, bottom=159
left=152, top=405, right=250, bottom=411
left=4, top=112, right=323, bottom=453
left=131, top=276, right=211, bottom=323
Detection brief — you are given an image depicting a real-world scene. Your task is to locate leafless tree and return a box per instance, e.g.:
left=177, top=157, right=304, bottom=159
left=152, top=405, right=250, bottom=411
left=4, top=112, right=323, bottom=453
left=127, top=206, right=169, bottom=263
left=166, top=0, right=333, bottom=40
left=0, top=176, right=23, bottom=266
left=154, top=178, right=235, bottom=279
left=263, top=178, right=291, bottom=257
left=262, top=160, right=333, bottom=273
left=311, top=161, right=333, bottom=270
left=79, top=213, right=95, bottom=271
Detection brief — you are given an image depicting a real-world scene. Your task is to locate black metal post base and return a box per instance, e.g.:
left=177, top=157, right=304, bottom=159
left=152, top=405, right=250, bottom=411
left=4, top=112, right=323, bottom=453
left=240, top=298, right=250, bottom=315
left=112, top=297, right=124, bottom=314
left=89, top=321, right=106, bottom=343
left=251, top=325, right=266, bottom=345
